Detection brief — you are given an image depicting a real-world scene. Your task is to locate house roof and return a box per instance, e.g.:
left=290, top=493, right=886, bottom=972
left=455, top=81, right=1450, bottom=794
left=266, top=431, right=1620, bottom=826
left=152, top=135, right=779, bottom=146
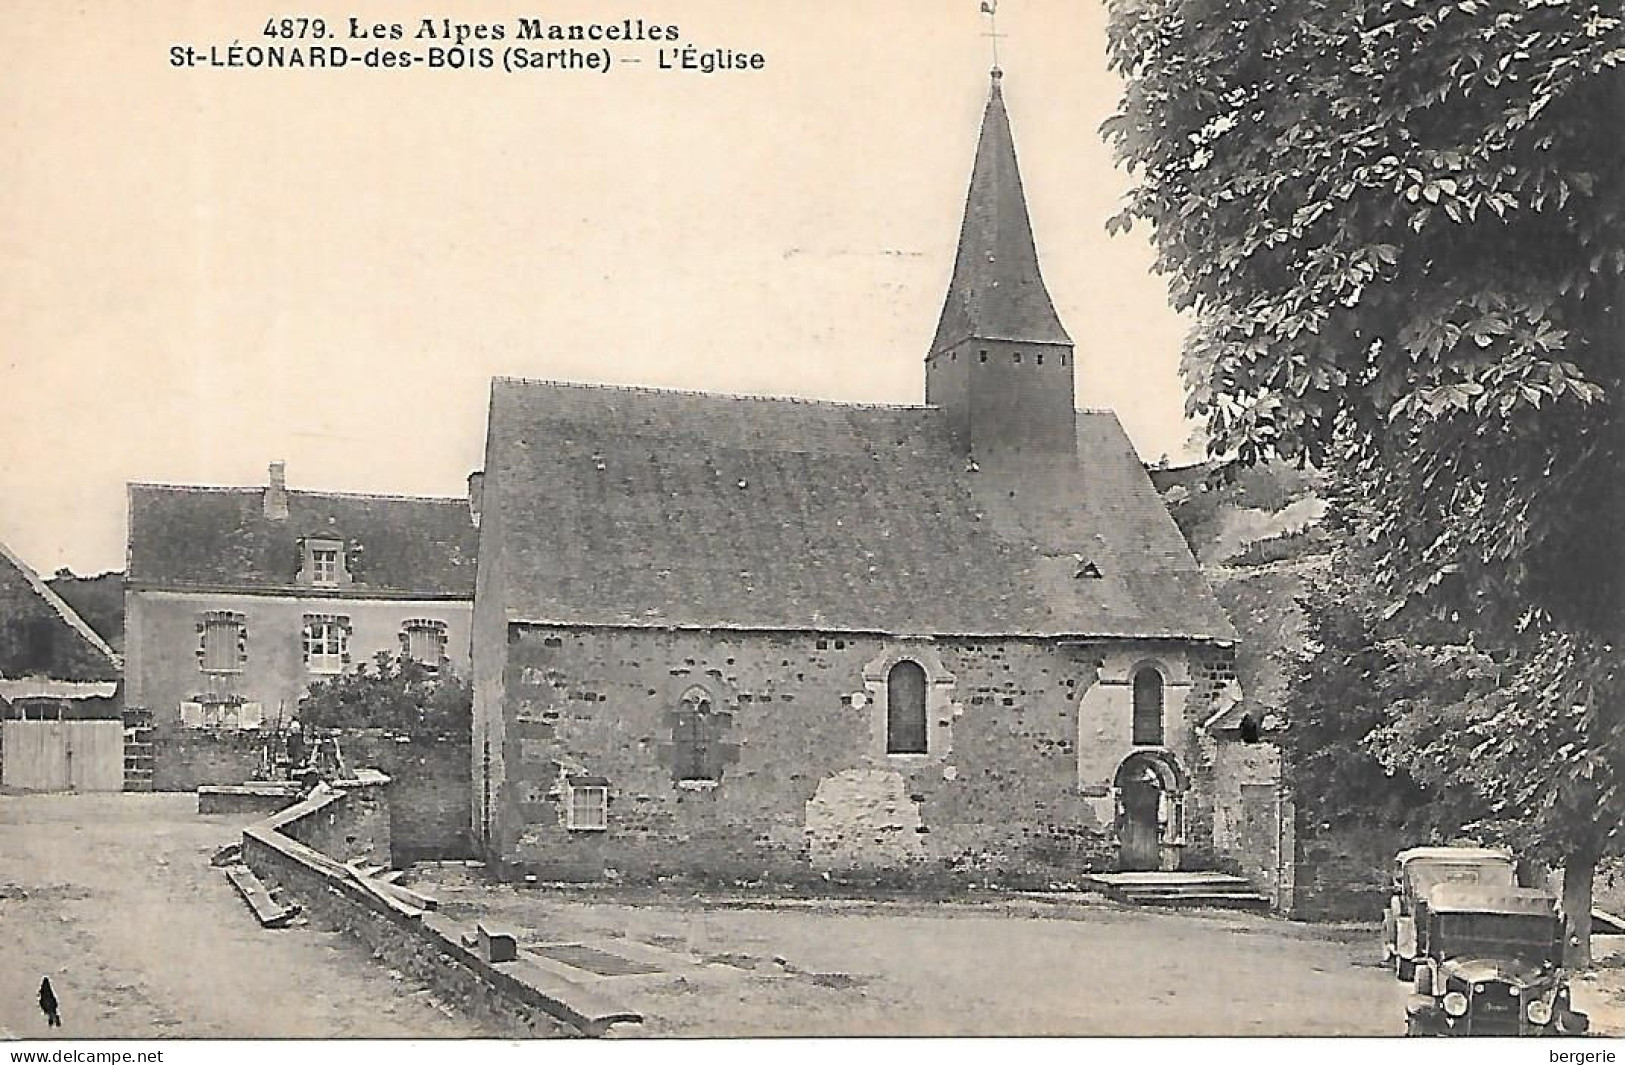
left=481, top=377, right=1236, bottom=640
left=0, top=539, right=121, bottom=682
left=127, top=483, right=477, bottom=597
left=929, top=72, right=1071, bottom=356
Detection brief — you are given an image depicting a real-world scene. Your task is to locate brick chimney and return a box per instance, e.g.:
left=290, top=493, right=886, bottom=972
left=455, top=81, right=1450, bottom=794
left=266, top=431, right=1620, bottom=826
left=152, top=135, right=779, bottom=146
left=467, top=471, right=484, bottom=527
left=265, top=460, right=289, bottom=520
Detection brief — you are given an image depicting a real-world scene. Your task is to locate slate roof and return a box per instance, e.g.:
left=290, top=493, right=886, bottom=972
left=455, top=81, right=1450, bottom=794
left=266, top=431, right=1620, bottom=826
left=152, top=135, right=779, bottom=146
left=481, top=378, right=1236, bottom=641
left=0, top=539, right=121, bottom=682
left=127, top=484, right=477, bottom=597
left=929, top=72, right=1072, bottom=356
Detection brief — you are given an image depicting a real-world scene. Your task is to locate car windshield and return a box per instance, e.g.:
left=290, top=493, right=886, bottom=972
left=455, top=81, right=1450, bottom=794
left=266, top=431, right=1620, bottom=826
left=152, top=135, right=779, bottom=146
left=1409, top=861, right=1517, bottom=897
left=1435, top=913, right=1555, bottom=959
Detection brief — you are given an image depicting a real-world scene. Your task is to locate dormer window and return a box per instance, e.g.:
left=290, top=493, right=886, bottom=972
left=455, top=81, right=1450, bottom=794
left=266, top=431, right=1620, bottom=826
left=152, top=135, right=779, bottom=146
left=300, top=537, right=349, bottom=587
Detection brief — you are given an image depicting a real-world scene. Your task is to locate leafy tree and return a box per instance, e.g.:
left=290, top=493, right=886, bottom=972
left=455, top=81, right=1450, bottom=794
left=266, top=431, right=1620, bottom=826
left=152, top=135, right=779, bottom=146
left=1105, top=0, right=1625, bottom=962
left=299, top=651, right=471, bottom=738
left=1282, top=561, right=1441, bottom=836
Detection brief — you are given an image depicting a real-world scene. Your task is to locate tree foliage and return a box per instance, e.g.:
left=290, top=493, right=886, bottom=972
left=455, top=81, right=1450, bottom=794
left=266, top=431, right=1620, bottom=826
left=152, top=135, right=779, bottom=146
left=1105, top=0, right=1625, bottom=954
left=1282, top=558, right=1444, bottom=835
left=1104, top=0, right=1622, bottom=627
left=299, top=651, right=471, bottom=738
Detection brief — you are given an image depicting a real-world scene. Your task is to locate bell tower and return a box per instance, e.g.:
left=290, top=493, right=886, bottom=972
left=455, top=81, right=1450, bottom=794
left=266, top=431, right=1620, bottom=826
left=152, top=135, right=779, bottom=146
left=925, top=70, right=1076, bottom=461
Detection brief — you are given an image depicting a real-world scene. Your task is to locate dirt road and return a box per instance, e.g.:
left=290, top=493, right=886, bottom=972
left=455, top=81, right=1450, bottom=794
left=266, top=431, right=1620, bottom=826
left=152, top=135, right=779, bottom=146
left=8, top=792, right=1619, bottom=1039
left=417, top=873, right=1411, bottom=1036
left=0, top=793, right=496, bottom=1039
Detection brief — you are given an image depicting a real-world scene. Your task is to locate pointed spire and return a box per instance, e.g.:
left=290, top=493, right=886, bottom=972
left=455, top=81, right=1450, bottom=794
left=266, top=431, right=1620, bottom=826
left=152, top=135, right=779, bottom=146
left=930, top=71, right=1071, bottom=357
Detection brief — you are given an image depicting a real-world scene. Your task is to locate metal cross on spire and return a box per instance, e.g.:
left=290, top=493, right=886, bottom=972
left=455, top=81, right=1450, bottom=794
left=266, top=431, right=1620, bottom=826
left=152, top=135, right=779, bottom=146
left=979, top=0, right=1004, bottom=75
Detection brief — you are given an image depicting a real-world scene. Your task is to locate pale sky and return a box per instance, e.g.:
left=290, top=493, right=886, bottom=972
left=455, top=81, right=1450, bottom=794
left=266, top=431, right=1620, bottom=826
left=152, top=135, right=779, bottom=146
left=0, top=0, right=1194, bottom=576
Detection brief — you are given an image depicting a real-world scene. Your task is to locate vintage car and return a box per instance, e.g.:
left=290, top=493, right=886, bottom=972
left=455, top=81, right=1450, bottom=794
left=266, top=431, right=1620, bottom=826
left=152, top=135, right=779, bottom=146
left=1383, top=846, right=1519, bottom=980
left=1403, top=884, right=1588, bottom=1036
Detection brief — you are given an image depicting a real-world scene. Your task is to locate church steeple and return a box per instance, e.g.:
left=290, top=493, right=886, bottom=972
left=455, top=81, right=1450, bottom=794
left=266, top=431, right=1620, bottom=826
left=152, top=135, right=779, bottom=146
left=926, top=71, right=1076, bottom=460
left=930, top=70, right=1071, bottom=356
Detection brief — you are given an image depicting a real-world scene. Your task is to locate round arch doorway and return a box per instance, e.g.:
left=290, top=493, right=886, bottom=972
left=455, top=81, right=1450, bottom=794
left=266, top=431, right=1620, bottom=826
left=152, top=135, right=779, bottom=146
left=1113, top=750, right=1187, bottom=872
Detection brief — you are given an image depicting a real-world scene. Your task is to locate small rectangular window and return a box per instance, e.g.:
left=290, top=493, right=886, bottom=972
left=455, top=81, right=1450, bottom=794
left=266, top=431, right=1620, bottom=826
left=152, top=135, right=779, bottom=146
left=566, top=785, right=608, bottom=831
left=311, top=547, right=339, bottom=586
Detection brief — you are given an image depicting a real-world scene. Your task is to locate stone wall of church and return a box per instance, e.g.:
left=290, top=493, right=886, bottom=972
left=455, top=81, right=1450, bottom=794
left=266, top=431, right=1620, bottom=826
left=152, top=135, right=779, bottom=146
left=489, top=624, right=1134, bottom=886
left=1183, top=650, right=1241, bottom=867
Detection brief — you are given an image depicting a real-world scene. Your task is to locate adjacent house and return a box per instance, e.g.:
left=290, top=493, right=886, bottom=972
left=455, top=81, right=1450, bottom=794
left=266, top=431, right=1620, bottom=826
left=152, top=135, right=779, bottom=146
left=0, top=538, right=124, bottom=791
left=467, top=71, right=1287, bottom=892
left=124, top=462, right=479, bottom=787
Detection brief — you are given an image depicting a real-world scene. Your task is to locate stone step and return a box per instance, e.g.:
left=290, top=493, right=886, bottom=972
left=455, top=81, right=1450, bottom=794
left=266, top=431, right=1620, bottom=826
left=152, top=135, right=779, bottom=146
left=224, top=865, right=301, bottom=928
left=1083, top=871, right=1272, bottom=912
left=1116, top=876, right=1251, bottom=886
left=1128, top=892, right=1271, bottom=912
left=1090, top=876, right=1257, bottom=891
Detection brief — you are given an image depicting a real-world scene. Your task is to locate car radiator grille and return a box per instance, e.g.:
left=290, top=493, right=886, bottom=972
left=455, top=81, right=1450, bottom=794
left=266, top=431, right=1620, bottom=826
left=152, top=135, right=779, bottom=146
left=1470, top=982, right=1522, bottom=1035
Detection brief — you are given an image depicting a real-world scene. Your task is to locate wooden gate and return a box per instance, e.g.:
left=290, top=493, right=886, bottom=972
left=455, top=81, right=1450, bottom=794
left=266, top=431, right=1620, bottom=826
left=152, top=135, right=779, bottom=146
left=1, top=720, right=125, bottom=792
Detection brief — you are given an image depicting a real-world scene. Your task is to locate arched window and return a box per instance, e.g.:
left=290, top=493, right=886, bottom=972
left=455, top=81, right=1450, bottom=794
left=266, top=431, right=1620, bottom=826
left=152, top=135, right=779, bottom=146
left=1132, top=666, right=1165, bottom=746
left=886, top=660, right=928, bottom=754
left=674, top=687, right=718, bottom=782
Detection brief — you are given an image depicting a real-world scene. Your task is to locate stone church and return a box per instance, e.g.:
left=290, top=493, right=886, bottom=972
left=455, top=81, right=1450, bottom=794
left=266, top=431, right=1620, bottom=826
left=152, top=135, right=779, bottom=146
left=470, top=71, right=1287, bottom=897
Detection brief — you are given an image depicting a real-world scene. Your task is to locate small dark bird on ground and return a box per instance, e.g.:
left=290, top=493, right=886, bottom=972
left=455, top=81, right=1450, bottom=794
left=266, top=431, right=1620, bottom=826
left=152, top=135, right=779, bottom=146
left=38, top=977, right=61, bottom=1028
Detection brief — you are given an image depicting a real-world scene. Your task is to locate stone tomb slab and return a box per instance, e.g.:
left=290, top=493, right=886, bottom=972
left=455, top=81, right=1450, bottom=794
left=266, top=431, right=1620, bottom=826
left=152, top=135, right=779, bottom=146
left=530, top=943, right=664, bottom=977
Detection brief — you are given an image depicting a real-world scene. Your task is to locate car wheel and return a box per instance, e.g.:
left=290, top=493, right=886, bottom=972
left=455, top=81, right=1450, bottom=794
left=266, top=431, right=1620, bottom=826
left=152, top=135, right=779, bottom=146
left=1397, top=957, right=1415, bottom=981
left=1406, top=1015, right=1432, bottom=1037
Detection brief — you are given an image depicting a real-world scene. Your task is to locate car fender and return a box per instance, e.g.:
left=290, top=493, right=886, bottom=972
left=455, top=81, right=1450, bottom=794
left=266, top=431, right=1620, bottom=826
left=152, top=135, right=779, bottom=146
left=1405, top=994, right=1438, bottom=1019
left=1558, top=1009, right=1590, bottom=1036
left=1395, top=915, right=1417, bottom=959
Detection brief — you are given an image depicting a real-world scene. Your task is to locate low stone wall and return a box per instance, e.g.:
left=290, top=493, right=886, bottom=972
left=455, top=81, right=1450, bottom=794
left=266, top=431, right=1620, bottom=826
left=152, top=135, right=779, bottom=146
left=240, top=783, right=594, bottom=1037
left=198, top=783, right=299, bottom=816
left=1293, top=822, right=1403, bottom=921
left=160, top=725, right=473, bottom=865
left=277, top=778, right=392, bottom=867
left=152, top=723, right=267, bottom=791
left=333, top=731, right=473, bottom=865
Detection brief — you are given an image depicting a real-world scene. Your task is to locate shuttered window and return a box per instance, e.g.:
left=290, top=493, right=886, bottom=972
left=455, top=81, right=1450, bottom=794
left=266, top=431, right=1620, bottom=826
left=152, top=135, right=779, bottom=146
left=402, top=620, right=448, bottom=668
left=201, top=617, right=242, bottom=672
